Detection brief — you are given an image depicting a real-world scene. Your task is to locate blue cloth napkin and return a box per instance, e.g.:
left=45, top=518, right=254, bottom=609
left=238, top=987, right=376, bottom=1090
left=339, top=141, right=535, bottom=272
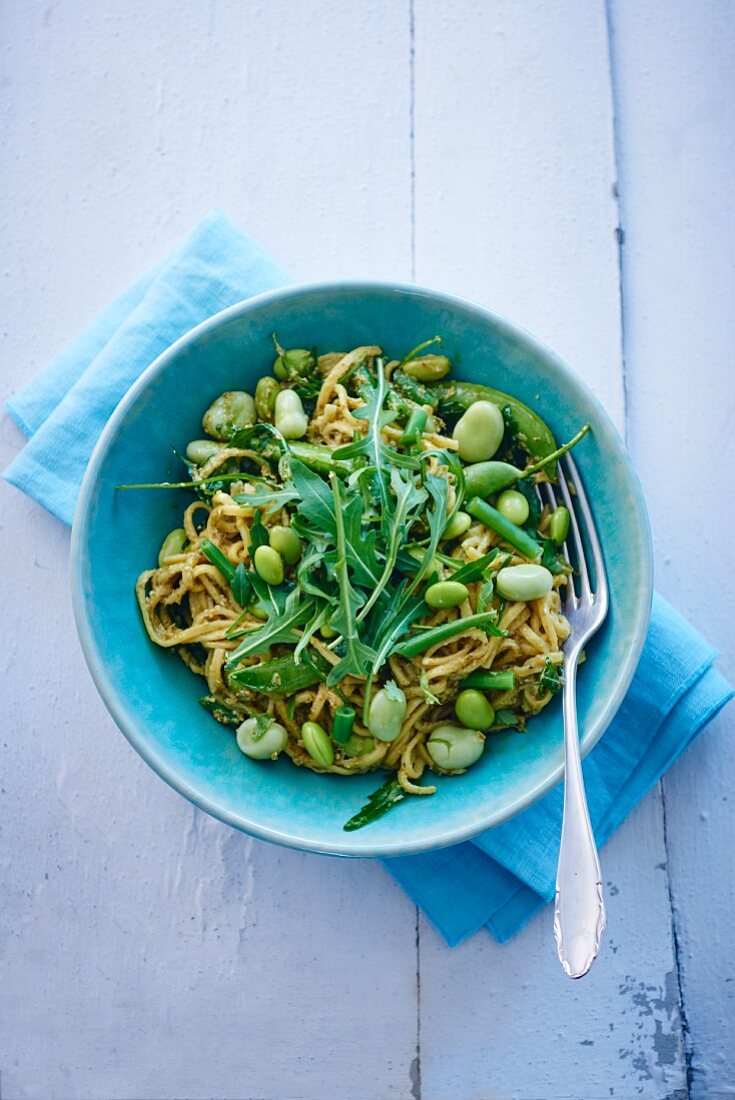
left=5, top=211, right=732, bottom=945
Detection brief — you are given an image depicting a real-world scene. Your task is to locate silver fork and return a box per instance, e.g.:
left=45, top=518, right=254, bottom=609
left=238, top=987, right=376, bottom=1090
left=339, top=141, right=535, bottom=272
left=541, top=454, right=609, bottom=978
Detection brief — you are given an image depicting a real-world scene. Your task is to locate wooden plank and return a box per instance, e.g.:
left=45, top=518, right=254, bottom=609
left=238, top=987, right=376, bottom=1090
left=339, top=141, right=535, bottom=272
left=608, top=2, right=735, bottom=1095
left=0, top=2, right=419, bottom=1098
left=413, top=3, right=687, bottom=1096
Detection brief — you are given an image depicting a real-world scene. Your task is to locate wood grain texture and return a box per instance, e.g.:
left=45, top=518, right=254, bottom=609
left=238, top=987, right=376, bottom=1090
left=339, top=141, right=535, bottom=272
left=608, top=2, right=735, bottom=1095
left=0, top=0, right=730, bottom=1097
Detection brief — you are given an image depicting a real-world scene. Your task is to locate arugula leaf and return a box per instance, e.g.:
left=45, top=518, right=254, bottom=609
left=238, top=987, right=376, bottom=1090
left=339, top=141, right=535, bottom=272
left=232, top=486, right=299, bottom=514
left=326, top=475, right=376, bottom=684
left=538, top=656, right=563, bottom=695
left=226, top=589, right=316, bottom=665
left=477, top=577, right=494, bottom=616
left=231, top=563, right=252, bottom=607
left=343, top=776, right=407, bottom=831
left=249, top=509, right=270, bottom=553
left=289, top=458, right=336, bottom=537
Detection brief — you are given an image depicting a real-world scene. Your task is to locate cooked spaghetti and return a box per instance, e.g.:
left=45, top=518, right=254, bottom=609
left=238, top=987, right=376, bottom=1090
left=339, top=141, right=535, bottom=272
left=131, top=340, right=587, bottom=829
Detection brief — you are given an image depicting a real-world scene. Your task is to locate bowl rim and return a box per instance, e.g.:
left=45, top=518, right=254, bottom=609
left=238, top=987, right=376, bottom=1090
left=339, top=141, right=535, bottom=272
left=70, top=279, right=653, bottom=857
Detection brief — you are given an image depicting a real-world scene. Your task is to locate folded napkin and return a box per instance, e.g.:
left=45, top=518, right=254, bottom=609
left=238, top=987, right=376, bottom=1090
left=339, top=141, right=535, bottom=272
left=6, top=211, right=732, bottom=945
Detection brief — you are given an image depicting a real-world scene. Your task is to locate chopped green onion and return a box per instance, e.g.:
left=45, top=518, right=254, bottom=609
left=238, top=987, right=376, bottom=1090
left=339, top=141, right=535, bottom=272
left=332, top=705, right=356, bottom=745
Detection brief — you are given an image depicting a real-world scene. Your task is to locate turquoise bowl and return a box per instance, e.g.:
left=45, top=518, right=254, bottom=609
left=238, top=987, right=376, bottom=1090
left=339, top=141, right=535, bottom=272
left=71, top=282, right=652, bottom=857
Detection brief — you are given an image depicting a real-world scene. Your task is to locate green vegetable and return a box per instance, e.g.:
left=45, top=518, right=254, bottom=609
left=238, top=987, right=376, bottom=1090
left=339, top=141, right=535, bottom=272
left=496, top=563, right=553, bottom=601
left=401, top=354, right=452, bottom=382
left=332, top=705, right=356, bottom=745
left=460, top=424, right=591, bottom=497
left=269, top=525, right=302, bottom=564
left=492, top=709, right=525, bottom=730
left=186, top=439, right=225, bottom=465
left=343, top=776, right=407, bottom=831
left=341, top=733, right=376, bottom=758
left=433, top=380, right=559, bottom=471
left=273, top=345, right=317, bottom=381
left=255, top=376, right=279, bottom=422
left=236, top=716, right=288, bottom=760
left=399, top=407, right=428, bottom=446
left=392, top=610, right=504, bottom=659
left=460, top=669, right=516, bottom=692
left=466, top=498, right=543, bottom=560
left=158, top=528, right=188, bottom=566
left=202, top=391, right=255, bottom=440
left=301, top=720, right=334, bottom=767
left=452, top=400, right=505, bottom=463
left=227, top=652, right=329, bottom=694
left=274, top=389, right=308, bottom=439
left=496, top=489, right=530, bottom=526
left=443, top=510, right=471, bottom=540
left=199, top=695, right=240, bottom=726
left=427, top=724, right=486, bottom=771
left=539, top=656, right=563, bottom=695
left=368, top=681, right=407, bottom=742
left=424, top=580, right=469, bottom=609
left=200, top=538, right=237, bottom=582
left=253, top=544, right=285, bottom=586
left=549, top=505, right=570, bottom=546
left=455, top=689, right=495, bottom=731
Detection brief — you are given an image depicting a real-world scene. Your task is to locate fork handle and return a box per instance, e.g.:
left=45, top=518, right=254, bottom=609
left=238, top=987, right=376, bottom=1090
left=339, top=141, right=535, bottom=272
left=553, top=656, right=606, bottom=979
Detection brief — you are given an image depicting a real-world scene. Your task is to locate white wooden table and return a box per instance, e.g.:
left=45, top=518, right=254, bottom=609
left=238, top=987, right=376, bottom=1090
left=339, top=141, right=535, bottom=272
left=2, top=3, right=733, bottom=1097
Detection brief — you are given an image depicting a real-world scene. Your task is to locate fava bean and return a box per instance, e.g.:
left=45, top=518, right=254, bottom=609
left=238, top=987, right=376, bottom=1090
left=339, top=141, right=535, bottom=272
left=301, top=720, right=334, bottom=768
left=401, top=354, right=452, bottom=382
left=236, top=717, right=288, bottom=760
left=269, top=525, right=302, bottom=564
left=158, top=528, right=188, bottom=566
left=254, top=376, right=279, bottom=422
left=253, top=545, right=285, bottom=586
left=274, top=389, right=308, bottom=439
left=185, top=439, right=225, bottom=465
left=549, top=505, right=570, bottom=546
left=273, top=348, right=315, bottom=381
left=443, top=511, right=472, bottom=540
left=425, top=580, right=469, bottom=609
left=202, top=391, right=255, bottom=440
left=427, top=724, right=486, bottom=771
left=496, top=489, right=530, bottom=526
left=452, top=400, right=505, bottom=463
left=496, top=563, right=553, bottom=601
left=455, top=689, right=495, bottom=731
left=368, top=683, right=407, bottom=742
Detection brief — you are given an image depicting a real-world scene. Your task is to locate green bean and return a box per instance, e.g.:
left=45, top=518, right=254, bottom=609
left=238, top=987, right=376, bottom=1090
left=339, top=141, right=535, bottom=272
left=443, top=511, right=472, bottom=540
left=427, top=724, right=486, bottom=771
left=460, top=669, right=516, bottom=691
left=301, top=720, right=334, bottom=767
left=269, top=525, right=302, bottom=564
left=274, top=389, right=308, bottom=439
left=401, top=355, right=452, bottom=382
left=254, top=376, right=279, bottom=422
left=253, top=545, right=285, bottom=585
left=202, top=391, right=256, bottom=440
left=228, top=652, right=329, bottom=694
left=332, top=705, right=356, bottom=745
left=496, top=489, right=530, bottom=526
left=185, top=439, right=226, bottom=465
left=455, top=690, right=495, bottom=731
left=393, top=610, right=504, bottom=659
left=399, top=407, right=428, bottom=446
left=391, top=369, right=438, bottom=408
left=158, top=528, right=188, bottom=566
left=425, top=580, right=469, bottom=609
left=549, top=505, right=570, bottom=546
left=236, top=717, right=288, bottom=760
left=368, top=683, right=407, bottom=742
left=287, top=440, right=354, bottom=475
left=466, top=497, right=542, bottom=560
left=496, top=564, right=553, bottom=601
left=453, top=400, right=505, bottom=462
